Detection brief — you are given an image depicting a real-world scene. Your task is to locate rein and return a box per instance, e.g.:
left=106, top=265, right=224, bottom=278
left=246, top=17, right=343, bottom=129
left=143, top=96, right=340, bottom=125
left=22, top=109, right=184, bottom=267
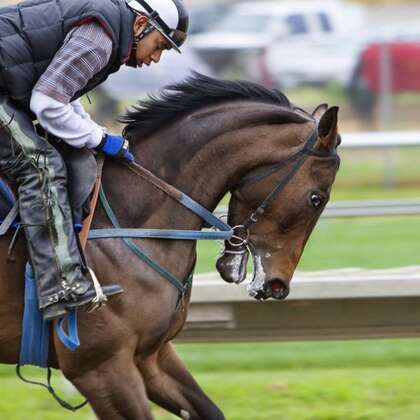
left=89, top=161, right=233, bottom=241
left=88, top=122, right=331, bottom=294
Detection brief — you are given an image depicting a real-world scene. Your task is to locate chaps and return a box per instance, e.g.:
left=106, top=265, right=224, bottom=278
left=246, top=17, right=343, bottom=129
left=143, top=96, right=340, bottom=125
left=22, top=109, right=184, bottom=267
left=0, top=96, right=85, bottom=311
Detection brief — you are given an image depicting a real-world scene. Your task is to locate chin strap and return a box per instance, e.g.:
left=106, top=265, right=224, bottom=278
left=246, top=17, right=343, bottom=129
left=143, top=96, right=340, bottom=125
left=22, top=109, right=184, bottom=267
left=126, top=38, right=139, bottom=68
left=126, top=24, right=155, bottom=68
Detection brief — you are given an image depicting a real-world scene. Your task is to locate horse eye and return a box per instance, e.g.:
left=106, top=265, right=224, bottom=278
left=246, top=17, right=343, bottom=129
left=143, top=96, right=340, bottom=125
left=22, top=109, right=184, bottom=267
left=309, top=192, right=325, bottom=209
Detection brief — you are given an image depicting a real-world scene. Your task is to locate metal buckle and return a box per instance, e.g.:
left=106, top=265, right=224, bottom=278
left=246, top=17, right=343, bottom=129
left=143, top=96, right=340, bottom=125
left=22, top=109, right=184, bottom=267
left=250, top=213, right=259, bottom=223
left=228, top=225, right=249, bottom=248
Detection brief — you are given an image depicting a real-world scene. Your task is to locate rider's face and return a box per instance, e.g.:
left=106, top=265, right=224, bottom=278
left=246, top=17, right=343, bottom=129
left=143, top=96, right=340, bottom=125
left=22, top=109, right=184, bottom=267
left=136, top=30, right=171, bottom=67
left=132, top=16, right=171, bottom=68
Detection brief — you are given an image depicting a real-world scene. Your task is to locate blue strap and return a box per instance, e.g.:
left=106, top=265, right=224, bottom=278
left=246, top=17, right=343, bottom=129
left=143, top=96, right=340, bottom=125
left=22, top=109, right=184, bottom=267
left=19, top=263, right=80, bottom=366
left=55, top=310, right=80, bottom=352
left=19, top=263, right=50, bottom=368
left=88, top=227, right=232, bottom=241
left=178, top=194, right=232, bottom=232
left=0, top=177, right=16, bottom=205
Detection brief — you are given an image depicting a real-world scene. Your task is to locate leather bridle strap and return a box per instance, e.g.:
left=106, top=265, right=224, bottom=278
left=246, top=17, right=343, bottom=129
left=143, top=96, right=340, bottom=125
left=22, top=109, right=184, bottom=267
left=123, top=160, right=231, bottom=232
left=242, top=129, right=319, bottom=229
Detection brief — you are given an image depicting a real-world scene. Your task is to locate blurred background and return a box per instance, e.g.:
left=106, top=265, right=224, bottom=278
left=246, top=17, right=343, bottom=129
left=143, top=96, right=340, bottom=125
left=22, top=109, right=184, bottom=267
left=0, top=0, right=420, bottom=419
left=93, top=0, right=420, bottom=133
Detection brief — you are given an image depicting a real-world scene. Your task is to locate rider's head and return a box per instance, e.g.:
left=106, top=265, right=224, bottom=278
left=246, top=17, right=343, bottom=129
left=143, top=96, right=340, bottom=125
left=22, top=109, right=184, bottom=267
left=126, top=0, right=189, bottom=68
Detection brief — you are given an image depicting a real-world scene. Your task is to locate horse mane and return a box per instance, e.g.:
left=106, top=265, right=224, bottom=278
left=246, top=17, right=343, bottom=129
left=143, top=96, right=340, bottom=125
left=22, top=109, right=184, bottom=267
left=121, top=72, right=307, bottom=141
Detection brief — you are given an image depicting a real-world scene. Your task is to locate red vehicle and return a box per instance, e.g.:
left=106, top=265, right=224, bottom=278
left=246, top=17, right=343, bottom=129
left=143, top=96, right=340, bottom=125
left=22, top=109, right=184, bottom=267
left=349, top=41, right=420, bottom=117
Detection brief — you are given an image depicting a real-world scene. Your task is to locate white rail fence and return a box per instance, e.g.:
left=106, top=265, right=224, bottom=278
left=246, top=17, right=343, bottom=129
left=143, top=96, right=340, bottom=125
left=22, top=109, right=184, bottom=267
left=341, top=131, right=420, bottom=148
left=178, top=267, right=420, bottom=342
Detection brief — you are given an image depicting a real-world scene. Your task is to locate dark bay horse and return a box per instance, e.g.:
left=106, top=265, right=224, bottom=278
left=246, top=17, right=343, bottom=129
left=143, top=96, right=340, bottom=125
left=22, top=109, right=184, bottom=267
left=0, top=74, right=340, bottom=419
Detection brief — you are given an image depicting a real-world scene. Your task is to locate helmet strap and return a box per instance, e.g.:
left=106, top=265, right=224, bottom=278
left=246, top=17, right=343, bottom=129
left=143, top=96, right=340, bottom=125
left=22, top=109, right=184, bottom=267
left=126, top=23, right=154, bottom=68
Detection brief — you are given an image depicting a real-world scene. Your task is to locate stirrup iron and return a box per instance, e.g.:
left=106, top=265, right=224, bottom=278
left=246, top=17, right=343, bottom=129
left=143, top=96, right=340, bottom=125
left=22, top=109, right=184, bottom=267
left=86, top=267, right=107, bottom=312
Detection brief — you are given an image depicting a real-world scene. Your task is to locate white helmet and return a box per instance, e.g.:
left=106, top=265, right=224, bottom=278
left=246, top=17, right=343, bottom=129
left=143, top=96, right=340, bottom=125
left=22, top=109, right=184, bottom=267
left=126, top=0, right=189, bottom=54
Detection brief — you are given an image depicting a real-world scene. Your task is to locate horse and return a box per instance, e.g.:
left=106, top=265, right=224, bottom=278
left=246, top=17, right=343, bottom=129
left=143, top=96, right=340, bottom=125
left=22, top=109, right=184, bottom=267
left=0, top=74, right=340, bottom=419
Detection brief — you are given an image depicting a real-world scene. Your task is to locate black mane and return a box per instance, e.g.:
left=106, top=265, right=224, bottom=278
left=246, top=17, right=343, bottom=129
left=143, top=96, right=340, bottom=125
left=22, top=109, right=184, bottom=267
left=121, top=72, right=296, bottom=140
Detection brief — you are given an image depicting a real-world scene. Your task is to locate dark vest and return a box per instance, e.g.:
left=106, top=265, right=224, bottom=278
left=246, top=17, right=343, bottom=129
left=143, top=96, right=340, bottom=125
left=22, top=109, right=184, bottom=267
left=0, top=0, right=135, bottom=107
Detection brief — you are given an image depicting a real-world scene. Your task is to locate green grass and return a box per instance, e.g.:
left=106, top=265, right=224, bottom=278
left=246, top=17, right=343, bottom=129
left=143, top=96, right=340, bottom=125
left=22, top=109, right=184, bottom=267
left=170, top=340, right=420, bottom=419
left=174, top=367, right=420, bottom=420
left=2, top=340, right=420, bottom=419
left=0, top=367, right=91, bottom=419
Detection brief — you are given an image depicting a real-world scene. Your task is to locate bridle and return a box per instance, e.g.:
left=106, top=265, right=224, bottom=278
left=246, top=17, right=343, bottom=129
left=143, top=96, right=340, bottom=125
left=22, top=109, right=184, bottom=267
left=224, top=123, right=338, bottom=251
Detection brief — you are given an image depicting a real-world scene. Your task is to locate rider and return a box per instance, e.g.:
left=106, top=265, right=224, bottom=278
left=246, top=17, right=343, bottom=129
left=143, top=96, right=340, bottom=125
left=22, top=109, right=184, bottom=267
left=0, top=0, right=189, bottom=321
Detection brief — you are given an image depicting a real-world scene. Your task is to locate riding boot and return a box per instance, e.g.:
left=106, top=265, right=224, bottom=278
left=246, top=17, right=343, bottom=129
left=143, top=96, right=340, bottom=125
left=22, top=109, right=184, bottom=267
left=0, top=96, right=123, bottom=321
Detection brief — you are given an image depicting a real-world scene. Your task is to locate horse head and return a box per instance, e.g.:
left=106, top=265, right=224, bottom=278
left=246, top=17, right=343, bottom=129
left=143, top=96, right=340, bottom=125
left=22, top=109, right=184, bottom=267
left=217, top=104, right=340, bottom=300
left=121, top=73, right=340, bottom=301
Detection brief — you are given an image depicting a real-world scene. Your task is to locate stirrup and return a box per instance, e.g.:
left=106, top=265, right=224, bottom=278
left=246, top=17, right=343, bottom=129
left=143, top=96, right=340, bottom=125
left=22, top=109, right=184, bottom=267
left=86, top=267, right=108, bottom=313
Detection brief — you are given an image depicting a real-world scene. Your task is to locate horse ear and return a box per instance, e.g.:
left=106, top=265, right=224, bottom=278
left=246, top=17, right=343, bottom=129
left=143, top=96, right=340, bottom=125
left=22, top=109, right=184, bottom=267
left=312, top=103, right=329, bottom=120
left=316, top=106, right=339, bottom=150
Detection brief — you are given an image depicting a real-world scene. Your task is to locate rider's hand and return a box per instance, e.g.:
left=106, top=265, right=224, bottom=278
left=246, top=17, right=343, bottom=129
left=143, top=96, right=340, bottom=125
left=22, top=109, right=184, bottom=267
left=96, top=133, right=134, bottom=162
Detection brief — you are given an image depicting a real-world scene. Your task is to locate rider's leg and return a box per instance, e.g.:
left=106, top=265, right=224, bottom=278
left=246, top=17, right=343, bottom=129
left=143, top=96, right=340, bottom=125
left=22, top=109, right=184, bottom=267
left=140, top=342, right=225, bottom=420
left=0, top=96, right=121, bottom=321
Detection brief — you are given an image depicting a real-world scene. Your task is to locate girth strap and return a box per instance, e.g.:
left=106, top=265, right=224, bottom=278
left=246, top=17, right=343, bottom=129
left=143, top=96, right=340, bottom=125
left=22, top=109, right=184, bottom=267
left=95, top=185, right=190, bottom=294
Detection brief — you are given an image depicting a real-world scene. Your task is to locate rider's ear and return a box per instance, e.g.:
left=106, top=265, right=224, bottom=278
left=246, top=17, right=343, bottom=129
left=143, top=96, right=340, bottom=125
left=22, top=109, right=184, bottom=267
left=312, top=103, right=329, bottom=121
left=317, top=106, right=339, bottom=150
left=133, top=15, right=149, bottom=37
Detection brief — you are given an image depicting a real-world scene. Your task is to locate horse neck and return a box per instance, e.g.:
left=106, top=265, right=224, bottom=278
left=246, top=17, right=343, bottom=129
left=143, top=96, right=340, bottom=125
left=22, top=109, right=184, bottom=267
left=99, top=103, right=311, bottom=232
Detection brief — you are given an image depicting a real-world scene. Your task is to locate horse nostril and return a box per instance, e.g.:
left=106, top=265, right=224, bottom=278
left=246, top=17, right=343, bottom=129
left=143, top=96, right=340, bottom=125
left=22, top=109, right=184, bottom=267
left=267, top=279, right=290, bottom=300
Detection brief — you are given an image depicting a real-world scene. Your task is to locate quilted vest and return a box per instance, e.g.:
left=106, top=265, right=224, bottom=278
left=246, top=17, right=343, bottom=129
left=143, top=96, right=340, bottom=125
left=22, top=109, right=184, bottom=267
left=0, top=0, right=135, bottom=107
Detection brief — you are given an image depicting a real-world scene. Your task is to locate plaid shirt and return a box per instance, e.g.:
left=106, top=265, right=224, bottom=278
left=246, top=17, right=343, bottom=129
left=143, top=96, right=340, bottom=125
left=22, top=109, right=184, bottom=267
left=33, top=21, right=113, bottom=104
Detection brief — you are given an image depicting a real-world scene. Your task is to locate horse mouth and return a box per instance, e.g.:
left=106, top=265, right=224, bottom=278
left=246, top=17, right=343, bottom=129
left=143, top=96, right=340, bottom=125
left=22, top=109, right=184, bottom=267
left=247, top=254, right=290, bottom=300
left=252, top=279, right=290, bottom=300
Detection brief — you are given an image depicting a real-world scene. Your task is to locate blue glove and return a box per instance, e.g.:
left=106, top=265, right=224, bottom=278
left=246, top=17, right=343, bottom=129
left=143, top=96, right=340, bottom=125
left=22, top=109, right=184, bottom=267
left=96, top=134, right=134, bottom=162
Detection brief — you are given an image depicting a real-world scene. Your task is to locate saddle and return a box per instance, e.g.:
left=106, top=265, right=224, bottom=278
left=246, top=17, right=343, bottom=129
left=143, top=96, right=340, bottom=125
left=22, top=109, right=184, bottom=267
left=0, top=146, right=101, bottom=239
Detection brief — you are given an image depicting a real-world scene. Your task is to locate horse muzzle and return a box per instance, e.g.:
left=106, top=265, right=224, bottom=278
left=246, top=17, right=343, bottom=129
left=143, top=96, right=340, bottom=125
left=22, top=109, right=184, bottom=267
left=252, top=278, right=290, bottom=300
left=246, top=253, right=290, bottom=300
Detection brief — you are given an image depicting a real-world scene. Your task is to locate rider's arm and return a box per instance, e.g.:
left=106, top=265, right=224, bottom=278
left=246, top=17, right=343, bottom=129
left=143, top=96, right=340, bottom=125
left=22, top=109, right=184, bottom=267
left=30, top=91, right=104, bottom=148
left=30, top=21, right=113, bottom=149
left=70, top=99, right=95, bottom=121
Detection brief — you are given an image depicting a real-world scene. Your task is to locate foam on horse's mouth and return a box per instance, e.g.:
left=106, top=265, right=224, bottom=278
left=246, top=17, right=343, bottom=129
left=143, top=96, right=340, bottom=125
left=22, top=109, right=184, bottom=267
left=247, top=254, right=265, bottom=298
left=247, top=254, right=290, bottom=300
